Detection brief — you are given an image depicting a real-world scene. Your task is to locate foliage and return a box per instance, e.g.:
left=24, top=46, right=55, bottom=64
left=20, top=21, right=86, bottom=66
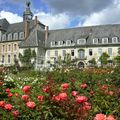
left=0, top=67, right=119, bottom=119
left=99, top=52, right=110, bottom=66
left=19, top=48, right=36, bottom=68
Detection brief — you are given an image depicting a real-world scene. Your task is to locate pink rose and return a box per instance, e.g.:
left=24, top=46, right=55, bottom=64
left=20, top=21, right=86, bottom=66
left=23, top=85, right=31, bottom=93
left=0, top=101, right=5, bottom=107
left=94, top=113, right=106, bottom=120
left=106, top=115, right=116, bottom=120
left=22, top=95, right=29, bottom=101
left=4, top=104, right=13, bottom=111
left=38, top=95, right=45, bottom=102
left=72, top=91, right=78, bottom=97
left=76, top=96, right=88, bottom=103
left=12, top=110, right=20, bottom=117
left=61, top=83, right=70, bottom=90
left=81, top=83, right=88, bottom=89
left=59, top=92, right=68, bottom=101
left=26, top=101, right=36, bottom=109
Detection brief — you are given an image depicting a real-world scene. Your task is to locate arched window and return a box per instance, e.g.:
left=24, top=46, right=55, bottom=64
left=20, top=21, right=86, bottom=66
left=14, top=44, right=17, bottom=51
left=8, top=33, right=12, bottom=40
left=78, top=49, right=85, bottom=59
left=2, top=34, right=6, bottom=41
left=19, top=32, right=24, bottom=39
left=2, top=55, right=4, bottom=63
left=8, top=55, right=11, bottom=63
left=13, top=33, right=18, bottom=40
left=8, top=45, right=11, bottom=51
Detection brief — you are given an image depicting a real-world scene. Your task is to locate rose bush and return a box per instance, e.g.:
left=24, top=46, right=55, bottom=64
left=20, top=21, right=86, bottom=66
left=0, top=67, right=119, bottom=119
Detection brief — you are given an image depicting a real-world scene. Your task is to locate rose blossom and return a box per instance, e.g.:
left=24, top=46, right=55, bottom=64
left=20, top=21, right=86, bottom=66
left=76, top=96, right=88, bottom=103
left=59, top=92, right=68, bottom=101
left=4, top=104, right=13, bottom=111
left=106, top=115, right=116, bottom=120
left=8, top=93, right=13, bottom=97
left=94, top=113, right=106, bottom=120
left=6, top=88, right=10, bottom=93
left=0, top=101, right=5, bottom=107
left=0, top=81, right=2, bottom=86
left=12, top=110, right=20, bottom=118
left=22, top=95, right=29, bottom=101
left=15, top=93, right=19, bottom=97
left=61, top=83, right=70, bottom=90
left=81, top=83, right=88, bottom=89
left=23, top=85, right=31, bottom=93
left=72, top=91, right=78, bottom=97
left=38, top=95, right=45, bottom=102
left=43, top=86, right=51, bottom=93
left=109, top=91, right=114, bottom=96
left=26, top=101, right=36, bottom=109
left=83, top=102, right=92, bottom=111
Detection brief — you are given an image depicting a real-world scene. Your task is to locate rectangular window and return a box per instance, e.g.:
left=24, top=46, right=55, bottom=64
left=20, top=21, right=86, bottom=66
left=102, top=38, right=108, bottom=44
left=8, top=55, right=11, bottom=63
left=51, top=42, right=55, bottom=47
left=98, top=48, right=102, bottom=55
left=112, top=37, right=118, bottom=43
left=8, top=45, right=11, bottom=51
left=77, top=39, right=86, bottom=44
left=14, top=44, right=17, bottom=51
left=89, top=49, right=93, bottom=56
left=2, top=55, right=4, bottom=63
left=55, top=50, right=58, bottom=57
left=93, top=38, right=98, bottom=44
left=71, top=50, right=74, bottom=56
left=108, top=48, right=112, bottom=56
left=14, top=54, right=17, bottom=61
left=63, top=50, right=66, bottom=56
left=66, top=40, right=71, bottom=45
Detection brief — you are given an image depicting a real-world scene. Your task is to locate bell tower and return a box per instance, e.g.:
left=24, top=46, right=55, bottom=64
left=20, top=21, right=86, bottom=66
left=23, top=1, right=33, bottom=21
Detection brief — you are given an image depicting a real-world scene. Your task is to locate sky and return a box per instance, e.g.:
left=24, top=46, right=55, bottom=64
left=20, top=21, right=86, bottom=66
left=0, top=0, right=120, bottom=30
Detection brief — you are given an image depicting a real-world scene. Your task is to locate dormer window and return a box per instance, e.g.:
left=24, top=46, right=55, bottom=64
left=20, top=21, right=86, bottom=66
left=102, top=38, right=108, bottom=44
left=112, top=37, right=118, bottom=43
left=8, top=33, right=12, bottom=40
left=59, top=41, right=63, bottom=45
left=2, top=34, right=6, bottom=41
left=66, top=40, right=71, bottom=46
left=14, top=33, right=18, bottom=40
left=19, top=32, right=24, bottom=39
left=51, top=41, right=55, bottom=47
left=93, top=38, right=98, bottom=44
left=77, top=39, right=86, bottom=44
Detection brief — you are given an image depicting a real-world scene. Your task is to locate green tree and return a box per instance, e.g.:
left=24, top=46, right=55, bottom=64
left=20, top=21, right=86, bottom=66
left=88, top=58, right=96, bottom=67
left=19, top=48, right=36, bottom=68
left=99, top=52, right=110, bottom=66
left=64, top=53, right=72, bottom=67
left=114, top=56, right=120, bottom=66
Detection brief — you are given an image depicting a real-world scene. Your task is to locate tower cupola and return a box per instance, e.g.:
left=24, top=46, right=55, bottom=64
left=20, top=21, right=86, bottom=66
left=23, top=1, right=33, bottom=21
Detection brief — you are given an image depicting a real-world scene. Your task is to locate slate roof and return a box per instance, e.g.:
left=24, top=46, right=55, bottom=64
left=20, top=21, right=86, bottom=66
left=0, top=18, right=9, bottom=31
left=19, top=29, right=45, bottom=48
left=47, top=24, right=120, bottom=47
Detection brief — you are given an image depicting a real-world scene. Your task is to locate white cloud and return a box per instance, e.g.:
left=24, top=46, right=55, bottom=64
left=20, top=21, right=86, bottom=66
left=34, top=11, right=70, bottom=29
left=81, top=3, right=120, bottom=26
left=0, top=10, right=22, bottom=23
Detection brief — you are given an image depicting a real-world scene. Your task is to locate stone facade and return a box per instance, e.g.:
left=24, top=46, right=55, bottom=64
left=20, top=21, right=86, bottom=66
left=0, top=2, right=120, bottom=69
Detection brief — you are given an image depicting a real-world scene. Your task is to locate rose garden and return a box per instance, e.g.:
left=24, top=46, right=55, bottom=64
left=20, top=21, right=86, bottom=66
left=0, top=65, right=120, bottom=120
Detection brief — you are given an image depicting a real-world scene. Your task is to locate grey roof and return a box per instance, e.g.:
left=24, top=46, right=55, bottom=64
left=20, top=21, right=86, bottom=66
left=0, top=18, right=9, bottom=31
left=47, top=24, right=120, bottom=47
left=19, top=29, right=45, bottom=48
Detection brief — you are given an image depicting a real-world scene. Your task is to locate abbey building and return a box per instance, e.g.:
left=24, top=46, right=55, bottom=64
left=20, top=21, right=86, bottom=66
left=0, top=2, right=120, bottom=69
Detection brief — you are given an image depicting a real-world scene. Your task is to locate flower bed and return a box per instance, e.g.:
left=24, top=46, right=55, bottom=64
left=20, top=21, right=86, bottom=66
left=0, top=68, right=120, bottom=119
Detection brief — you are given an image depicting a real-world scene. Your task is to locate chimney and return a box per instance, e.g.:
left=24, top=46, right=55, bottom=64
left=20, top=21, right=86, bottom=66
left=45, top=26, right=49, bottom=42
left=25, top=21, right=30, bottom=38
left=34, top=16, right=38, bottom=26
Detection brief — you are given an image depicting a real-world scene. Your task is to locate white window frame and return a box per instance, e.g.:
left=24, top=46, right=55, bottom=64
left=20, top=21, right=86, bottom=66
left=93, top=38, right=98, bottom=44
left=13, top=33, right=18, bottom=40
left=112, top=37, right=118, bottom=44
left=77, top=39, right=86, bottom=44
left=98, top=48, right=102, bottom=55
left=66, top=40, right=71, bottom=46
left=108, top=48, right=112, bottom=56
left=8, top=33, right=12, bottom=40
left=51, top=41, right=55, bottom=47
left=19, top=32, right=24, bottom=39
left=102, top=38, right=108, bottom=44
left=2, top=34, right=6, bottom=41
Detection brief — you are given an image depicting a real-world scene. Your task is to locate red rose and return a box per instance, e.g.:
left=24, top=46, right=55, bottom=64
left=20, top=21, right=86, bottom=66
left=72, top=91, right=78, bottom=97
left=4, top=104, right=13, bottom=111
left=15, top=93, right=19, bottom=97
left=0, top=81, right=2, bottom=86
left=6, top=88, right=10, bottom=93
left=38, top=95, right=45, bottom=102
left=8, top=93, right=13, bottom=97
left=23, top=85, right=31, bottom=93
left=0, top=101, right=5, bottom=107
left=61, top=83, right=70, bottom=90
left=76, top=96, right=88, bottom=103
left=22, top=95, right=29, bottom=101
left=59, top=92, right=68, bottom=101
left=83, top=102, right=92, bottom=111
left=26, top=101, right=36, bottom=109
left=12, top=110, right=20, bottom=117
left=94, top=113, right=106, bottom=120
left=101, top=85, right=108, bottom=90
left=43, top=86, right=51, bottom=93
left=81, top=83, right=88, bottom=89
